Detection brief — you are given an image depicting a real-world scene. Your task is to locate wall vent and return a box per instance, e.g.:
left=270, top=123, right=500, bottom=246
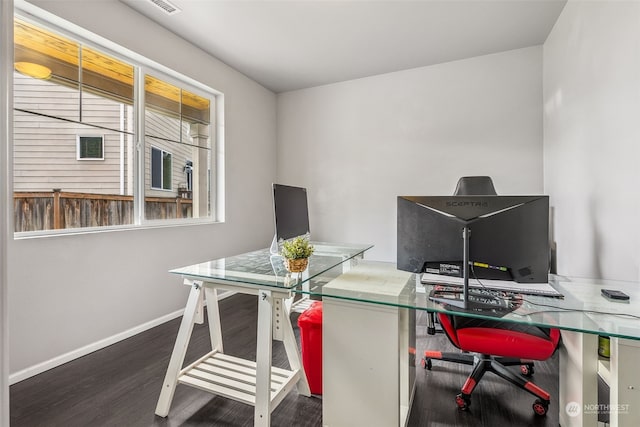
left=148, top=0, right=181, bottom=15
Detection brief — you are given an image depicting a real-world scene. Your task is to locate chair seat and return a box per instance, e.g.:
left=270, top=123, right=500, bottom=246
left=438, top=313, right=560, bottom=360
left=426, top=311, right=561, bottom=415
left=453, top=327, right=560, bottom=360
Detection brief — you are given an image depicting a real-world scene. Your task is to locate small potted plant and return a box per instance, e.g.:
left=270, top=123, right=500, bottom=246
left=281, top=236, right=315, bottom=273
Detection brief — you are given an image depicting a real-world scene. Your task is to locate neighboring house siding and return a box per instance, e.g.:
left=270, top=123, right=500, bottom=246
left=13, top=74, right=200, bottom=198
left=14, top=74, right=131, bottom=195
left=144, top=110, right=198, bottom=199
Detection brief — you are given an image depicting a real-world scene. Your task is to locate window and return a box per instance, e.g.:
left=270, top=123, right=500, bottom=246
left=151, top=147, right=172, bottom=190
left=144, top=74, right=211, bottom=220
left=77, top=135, right=104, bottom=160
left=12, top=13, right=222, bottom=233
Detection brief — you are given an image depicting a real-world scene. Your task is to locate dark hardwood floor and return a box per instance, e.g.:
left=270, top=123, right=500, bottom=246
left=11, top=294, right=559, bottom=426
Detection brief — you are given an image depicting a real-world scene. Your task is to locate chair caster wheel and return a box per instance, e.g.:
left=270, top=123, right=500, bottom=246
left=520, top=363, right=534, bottom=377
left=421, top=358, right=432, bottom=370
left=455, top=393, right=471, bottom=410
left=533, top=399, right=549, bottom=416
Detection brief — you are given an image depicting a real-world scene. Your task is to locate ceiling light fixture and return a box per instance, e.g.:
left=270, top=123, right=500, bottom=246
left=14, top=62, right=52, bottom=80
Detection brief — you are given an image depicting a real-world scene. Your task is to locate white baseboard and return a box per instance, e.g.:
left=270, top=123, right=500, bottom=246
left=9, top=289, right=235, bottom=385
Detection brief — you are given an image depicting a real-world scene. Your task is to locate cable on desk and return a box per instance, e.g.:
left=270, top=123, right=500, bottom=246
left=470, top=264, right=486, bottom=288
left=521, top=297, right=640, bottom=320
left=440, top=271, right=640, bottom=320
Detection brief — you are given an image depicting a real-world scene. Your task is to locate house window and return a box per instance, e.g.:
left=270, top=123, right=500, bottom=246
left=77, top=135, right=104, bottom=160
left=12, top=13, right=222, bottom=233
left=151, top=147, right=172, bottom=190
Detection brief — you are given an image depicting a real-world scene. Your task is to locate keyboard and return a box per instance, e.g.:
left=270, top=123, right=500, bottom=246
left=429, top=285, right=523, bottom=315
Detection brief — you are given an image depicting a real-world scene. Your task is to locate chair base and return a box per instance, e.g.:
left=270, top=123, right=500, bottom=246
left=422, top=350, right=550, bottom=416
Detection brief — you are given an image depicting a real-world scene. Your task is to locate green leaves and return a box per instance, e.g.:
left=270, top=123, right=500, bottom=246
left=281, top=236, right=315, bottom=259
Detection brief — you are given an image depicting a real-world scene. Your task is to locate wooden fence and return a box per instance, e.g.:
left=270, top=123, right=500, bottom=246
left=14, top=190, right=193, bottom=232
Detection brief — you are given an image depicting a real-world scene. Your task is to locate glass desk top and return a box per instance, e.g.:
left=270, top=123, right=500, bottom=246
left=170, top=242, right=373, bottom=290
left=293, top=260, right=640, bottom=341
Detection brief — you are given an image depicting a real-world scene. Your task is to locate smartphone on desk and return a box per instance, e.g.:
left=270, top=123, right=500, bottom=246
left=601, top=288, right=630, bottom=301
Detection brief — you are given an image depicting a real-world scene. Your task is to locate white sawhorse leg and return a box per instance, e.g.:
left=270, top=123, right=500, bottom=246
left=156, top=281, right=224, bottom=418
left=156, top=283, right=308, bottom=426
left=255, top=290, right=311, bottom=427
left=204, top=286, right=223, bottom=353
left=278, top=294, right=310, bottom=397
left=255, top=290, right=273, bottom=426
left=155, top=281, right=203, bottom=417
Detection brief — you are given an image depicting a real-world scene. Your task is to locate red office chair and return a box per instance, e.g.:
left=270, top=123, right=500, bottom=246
left=422, top=176, right=560, bottom=416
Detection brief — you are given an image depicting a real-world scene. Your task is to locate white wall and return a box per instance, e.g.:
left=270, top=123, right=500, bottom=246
left=277, top=47, right=544, bottom=262
left=1, top=0, right=13, bottom=421
left=7, top=0, right=277, bottom=378
left=543, top=0, right=640, bottom=281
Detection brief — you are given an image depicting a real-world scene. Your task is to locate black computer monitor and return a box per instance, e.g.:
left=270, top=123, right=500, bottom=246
left=397, top=195, right=549, bottom=308
left=272, top=183, right=311, bottom=243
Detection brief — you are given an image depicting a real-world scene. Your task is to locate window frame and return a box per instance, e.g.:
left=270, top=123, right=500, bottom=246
left=76, top=135, right=105, bottom=161
left=150, top=146, right=172, bottom=191
left=12, top=4, right=225, bottom=237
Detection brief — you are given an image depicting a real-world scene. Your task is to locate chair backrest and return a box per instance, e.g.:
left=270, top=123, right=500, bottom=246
left=453, top=176, right=497, bottom=196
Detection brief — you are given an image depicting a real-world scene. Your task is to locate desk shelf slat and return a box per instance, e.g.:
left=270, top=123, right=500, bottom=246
left=177, top=352, right=299, bottom=407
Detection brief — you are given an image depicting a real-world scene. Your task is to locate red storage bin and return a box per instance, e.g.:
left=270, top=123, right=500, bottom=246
left=297, top=301, right=323, bottom=395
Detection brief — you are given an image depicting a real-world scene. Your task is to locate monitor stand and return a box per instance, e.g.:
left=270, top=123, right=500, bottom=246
left=429, top=225, right=471, bottom=309
left=270, top=233, right=280, bottom=256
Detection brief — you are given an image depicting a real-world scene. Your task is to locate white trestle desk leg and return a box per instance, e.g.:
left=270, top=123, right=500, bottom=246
left=341, top=256, right=352, bottom=274
left=194, top=284, right=205, bottom=324
left=559, top=330, right=598, bottom=427
left=279, top=295, right=311, bottom=396
left=300, top=270, right=311, bottom=307
left=255, top=290, right=273, bottom=427
left=609, top=337, right=640, bottom=426
left=284, top=292, right=294, bottom=316
left=272, top=297, right=284, bottom=341
left=155, top=281, right=202, bottom=417
left=204, top=286, right=223, bottom=352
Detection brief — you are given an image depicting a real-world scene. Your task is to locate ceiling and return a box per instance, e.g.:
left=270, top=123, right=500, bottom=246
left=119, top=0, right=567, bottom=93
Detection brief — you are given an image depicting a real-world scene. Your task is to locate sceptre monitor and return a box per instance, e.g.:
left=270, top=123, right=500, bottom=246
left=397, top=195, right=550, bottom=308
